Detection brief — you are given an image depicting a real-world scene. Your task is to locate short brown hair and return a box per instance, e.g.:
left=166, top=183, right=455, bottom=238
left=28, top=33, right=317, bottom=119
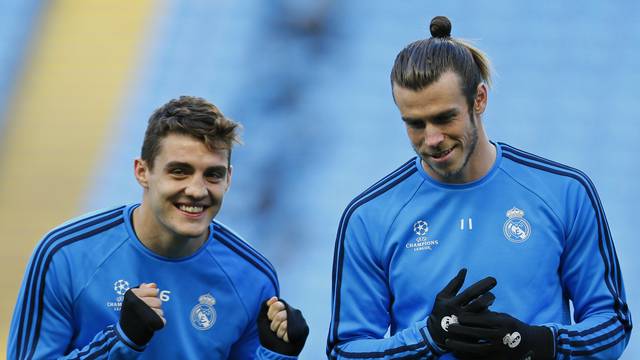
left=391, top=16, right=492, bottom=109
left=141, top=96, right=241, bottom=169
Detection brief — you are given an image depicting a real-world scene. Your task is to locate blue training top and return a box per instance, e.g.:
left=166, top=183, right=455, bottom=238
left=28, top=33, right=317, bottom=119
left=328, top=142, right=632, bottom=359
left=9, top=204, right=296, bottom=360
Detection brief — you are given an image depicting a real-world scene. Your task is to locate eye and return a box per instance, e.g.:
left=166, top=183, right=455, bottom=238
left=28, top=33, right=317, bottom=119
left=406, top=120, right=426, bottom=129
left=205, top=171, right=226, bottom=182
left=432, top=115, right=454, bottom=125
left=169, top=168, right=187, bottom=177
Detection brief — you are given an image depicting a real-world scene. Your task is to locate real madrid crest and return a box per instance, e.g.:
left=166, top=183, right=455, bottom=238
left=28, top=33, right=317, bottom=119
left=503, top=207, right=531, bottom=243
left=191, top=293, right=217, bottom=330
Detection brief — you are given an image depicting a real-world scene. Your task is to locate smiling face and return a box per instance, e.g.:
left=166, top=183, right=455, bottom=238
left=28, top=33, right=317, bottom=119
left=393, top=71, right=490, bottom=183
left=135, top=133, right=232, bottom=247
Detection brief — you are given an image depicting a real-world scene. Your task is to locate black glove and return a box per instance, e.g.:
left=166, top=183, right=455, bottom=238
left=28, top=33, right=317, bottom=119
left=257, top=299, right=309, bottom=356
left=119, top=288, right=165, bottom=346
left=447, top=311, right=554, bottom=360
left=427, top=269, right=497, bottom=349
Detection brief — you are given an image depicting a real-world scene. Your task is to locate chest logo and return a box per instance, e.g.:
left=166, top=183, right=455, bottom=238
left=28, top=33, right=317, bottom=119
left=113, top=279, right=130, bottom=296
left=407, top=220, right=439, bottom=252
left=191, top=293, right=217, bottom=330
left=503, top=207, right=531, bottom=243
left=107, top=279, right=130, bottom=311
left=413, top=220, right=429, bottom=236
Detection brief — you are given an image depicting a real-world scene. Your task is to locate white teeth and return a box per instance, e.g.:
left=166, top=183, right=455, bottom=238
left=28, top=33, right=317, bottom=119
left=434, top=148, right=453, bottom=158
left=179, top=205, right=204, bottom=213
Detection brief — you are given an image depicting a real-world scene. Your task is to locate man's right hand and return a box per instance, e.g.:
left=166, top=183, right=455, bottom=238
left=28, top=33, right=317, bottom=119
left=426, top=269, right=497, bottom=350
left=119, top=283, right=166, bottom=347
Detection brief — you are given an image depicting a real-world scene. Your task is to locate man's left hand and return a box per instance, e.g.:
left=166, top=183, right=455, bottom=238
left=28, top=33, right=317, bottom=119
left=257, top=297, right=309, bottom=356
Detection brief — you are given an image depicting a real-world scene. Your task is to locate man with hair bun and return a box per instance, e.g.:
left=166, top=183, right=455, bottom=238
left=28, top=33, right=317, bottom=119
left=328, top=16, right=631, bottom=359
left=9, top=96, right=309, bottom=359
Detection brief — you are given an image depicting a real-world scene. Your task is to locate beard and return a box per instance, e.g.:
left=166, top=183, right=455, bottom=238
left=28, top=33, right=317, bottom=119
left=418, top=111, right=479, bottom=182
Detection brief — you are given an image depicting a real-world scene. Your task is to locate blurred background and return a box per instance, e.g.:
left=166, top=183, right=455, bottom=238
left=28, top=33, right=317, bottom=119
left=0, top=0, right=638, bottom=358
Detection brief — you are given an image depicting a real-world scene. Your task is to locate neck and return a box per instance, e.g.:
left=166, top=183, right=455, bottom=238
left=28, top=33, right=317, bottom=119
left=132, top=205, right=208, bottom=258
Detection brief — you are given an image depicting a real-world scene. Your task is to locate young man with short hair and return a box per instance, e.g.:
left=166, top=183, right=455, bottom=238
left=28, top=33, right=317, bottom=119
left=9, top=96, right=308, bottom=359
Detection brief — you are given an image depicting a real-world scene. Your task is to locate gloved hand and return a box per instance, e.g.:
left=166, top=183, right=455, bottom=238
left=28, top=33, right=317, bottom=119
left=257, top=297, right=309, bottom=356
left=447, top=311, right=554, bottom=360
left=427, top=269, right=497, bottom=349
left=119, top=284, right=166, bottom=346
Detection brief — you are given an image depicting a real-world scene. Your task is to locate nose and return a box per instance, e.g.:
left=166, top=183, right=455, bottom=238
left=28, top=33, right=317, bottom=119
left=424, top=124, right=445, bottom=148
left=184, top=178, right=208, bottom=199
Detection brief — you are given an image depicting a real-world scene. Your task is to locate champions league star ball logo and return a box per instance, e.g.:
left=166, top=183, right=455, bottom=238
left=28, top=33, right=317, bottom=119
left=503, top=207, right=531, bottom=243
left=113, top=280, right=130, bottom=296
left=191, top=293, right=217, bottom=331
left=413, top=220, right=429, bottom=236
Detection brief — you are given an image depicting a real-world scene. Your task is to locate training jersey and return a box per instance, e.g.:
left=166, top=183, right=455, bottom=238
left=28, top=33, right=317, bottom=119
left=9, top=204, right=295, bottom=360
left=328, top=142, right=632, bottom=359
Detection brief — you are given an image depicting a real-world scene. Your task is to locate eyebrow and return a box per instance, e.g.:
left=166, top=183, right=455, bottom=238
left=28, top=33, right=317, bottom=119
left=165, top=162, right=227, bottom=173
left=205, top=165, right=228, bottom=174
left=402, top=108, right=459, bottom=123
left=165, top=161, right=193, bottom=169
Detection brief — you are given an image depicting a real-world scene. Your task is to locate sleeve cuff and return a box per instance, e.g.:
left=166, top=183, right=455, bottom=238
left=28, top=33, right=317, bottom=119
left=417, top=321, right=446, bottom=357
left=540, top=324, right=558, bottom=359
left=256, top=345, right=298, bottom=359
left=116, top=322, right=147, bottom=352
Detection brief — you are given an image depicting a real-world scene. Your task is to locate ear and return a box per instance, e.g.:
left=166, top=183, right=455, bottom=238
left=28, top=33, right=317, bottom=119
left=134, top=159, right=150, bottom=189
left=225, top=165, right=233, bottom=191
left=473, top=83, right=488, bottom=115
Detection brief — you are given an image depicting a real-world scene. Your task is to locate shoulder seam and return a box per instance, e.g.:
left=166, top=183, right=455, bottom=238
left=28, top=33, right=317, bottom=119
left=73, top=234, right=130, bottom=305
left=213, top=222, right=277, bottom=276
left=351, top=158, right=417, bottom=205
left=204, top=247, right=253, bottom=324
left=381, top=177, right=426, bottom=273
left=500, top=143, right=587, bottom=178
left=15, top=207, right=125, bottom=360
left=212, top=230, right=279, bottom=296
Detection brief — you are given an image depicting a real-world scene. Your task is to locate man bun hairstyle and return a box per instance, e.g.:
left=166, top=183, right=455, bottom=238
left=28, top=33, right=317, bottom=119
left=429, top=16, right=451, bottom=38
left=141, top=96, right=241, bottom=169
left=391, top=16, right=492, bottom=109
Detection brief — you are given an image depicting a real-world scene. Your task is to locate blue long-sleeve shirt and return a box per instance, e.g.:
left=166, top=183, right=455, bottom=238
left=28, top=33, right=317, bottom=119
left=328, top=142, right=632, bottom=359
left=9, top=204, right=296, bottom=360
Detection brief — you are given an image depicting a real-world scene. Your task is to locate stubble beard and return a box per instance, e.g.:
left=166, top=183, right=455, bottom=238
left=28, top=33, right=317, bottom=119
left=419, top=112, right=479, bottom=182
